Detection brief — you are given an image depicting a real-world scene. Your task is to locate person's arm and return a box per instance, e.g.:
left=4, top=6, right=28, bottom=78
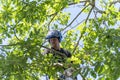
left=66, top=50, right=72, bottom=58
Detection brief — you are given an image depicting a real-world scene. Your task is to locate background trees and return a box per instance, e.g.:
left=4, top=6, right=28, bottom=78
left=0, top=0, right=120, bottom=80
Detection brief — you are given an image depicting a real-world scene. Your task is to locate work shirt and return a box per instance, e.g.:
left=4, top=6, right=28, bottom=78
left=43, top=48, right=71, bottom=63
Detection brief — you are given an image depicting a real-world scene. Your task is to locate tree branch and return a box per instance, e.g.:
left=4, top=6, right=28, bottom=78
left=94, top=0, right=120, bottom=14
left=85, top=0, right=95, bottom=23
left=78, top=68, right=86, bottom=80
left=47, top=12, right=59, bottom=31
left=63, top=19, right=85, bottom=35
left=13, top=28, right=21, bottom=41
left=41, top=45, right=67, bottom=57
left=94, top=6, right=105, bottom=14
left=85, top=7, right=93, bottom=23
left=47, top=0, right=89, bottom=17
left=109, top=0, right=120, bottom=7
left=67, top=2, right=95, bottom=54
left=68, top=0, right=88, bottom=6
left=62, top=4, right=89, bottom=31
left=93, top=9, right=97, bottom=19
left=72, top=6, right=94, bottom=54
left=0, top=42, right=67, bottom=57
left=72, top=33, right=83, bottom=54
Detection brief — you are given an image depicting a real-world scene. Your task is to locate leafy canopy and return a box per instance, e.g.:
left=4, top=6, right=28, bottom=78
left=0, top=0, right=120, bottom=80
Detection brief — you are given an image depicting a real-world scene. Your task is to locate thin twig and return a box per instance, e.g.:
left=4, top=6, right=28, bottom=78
left=47, top=13, right=58, bottom=31
left=68, top=1, right=88, bottom=6
left=93, top=9, right=97, bottom=19
left=94, top=0, right=120, bottom=14
left=78, top=69, right=86, bottom=80
left=63, top=19, right=85, bottom=35
left=62, top=4, right=90, bottom=31
left=94, top=6, right=105, bottom=14
left=85, top=4, right=94, bottom=23
left=72, top=33, right=83, bottom=54
left=47, top=1, right=89, bottom=17
left=47, top=5, right=65, bottom=31
left=72, top=6, right=94, bottom=54
left=73, top=19, right=85, bottom=29
left=109, top=0, right=120, bottom=7
left=0, top=48, right=8, bottom=54
left=13, top=28, right=21, bottom=41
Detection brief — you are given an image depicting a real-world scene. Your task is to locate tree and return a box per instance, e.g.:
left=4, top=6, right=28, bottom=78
left=0, top=0, right=120, bottom=80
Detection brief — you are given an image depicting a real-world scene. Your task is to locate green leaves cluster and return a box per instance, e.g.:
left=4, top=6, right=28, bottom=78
left=0, top=0, right=120, bottom=80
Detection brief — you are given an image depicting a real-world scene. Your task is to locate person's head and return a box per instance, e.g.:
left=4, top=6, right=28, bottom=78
left=46, top=30, right=62, bottom=49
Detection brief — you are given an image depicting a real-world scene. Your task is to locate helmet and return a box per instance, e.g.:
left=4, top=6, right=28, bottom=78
left=46, top=30, right=62, bottom=42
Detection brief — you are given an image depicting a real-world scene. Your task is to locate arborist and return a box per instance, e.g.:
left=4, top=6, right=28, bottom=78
left=43, top=30, right=76, bottom=80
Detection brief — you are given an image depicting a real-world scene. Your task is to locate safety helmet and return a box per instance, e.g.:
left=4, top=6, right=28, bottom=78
left=46, top=30, right=62, bottom=42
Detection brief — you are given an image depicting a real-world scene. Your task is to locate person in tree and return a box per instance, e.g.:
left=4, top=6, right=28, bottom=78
left=43, top=30, right=71, bottom=63
left=43, top=30, right=75, bottom=80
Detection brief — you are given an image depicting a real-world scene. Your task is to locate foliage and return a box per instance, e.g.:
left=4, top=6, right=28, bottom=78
left=0, top=0, right=120, bottom=80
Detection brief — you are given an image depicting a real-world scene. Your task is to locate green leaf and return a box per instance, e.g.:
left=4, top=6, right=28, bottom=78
left=91, top=70, right=96, bottom=78
left=0, top=39, right=2, bottom=44
left=0, top=0, right=120, bottom=80
left=76, top=22, right=85, bottom=32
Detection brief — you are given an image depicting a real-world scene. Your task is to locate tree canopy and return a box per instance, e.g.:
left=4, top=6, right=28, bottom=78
left=0, top=0, right=120, bottom=80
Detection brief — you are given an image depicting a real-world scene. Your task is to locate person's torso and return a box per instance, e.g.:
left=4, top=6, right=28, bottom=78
left=43, top=48, right=71, bottom=62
